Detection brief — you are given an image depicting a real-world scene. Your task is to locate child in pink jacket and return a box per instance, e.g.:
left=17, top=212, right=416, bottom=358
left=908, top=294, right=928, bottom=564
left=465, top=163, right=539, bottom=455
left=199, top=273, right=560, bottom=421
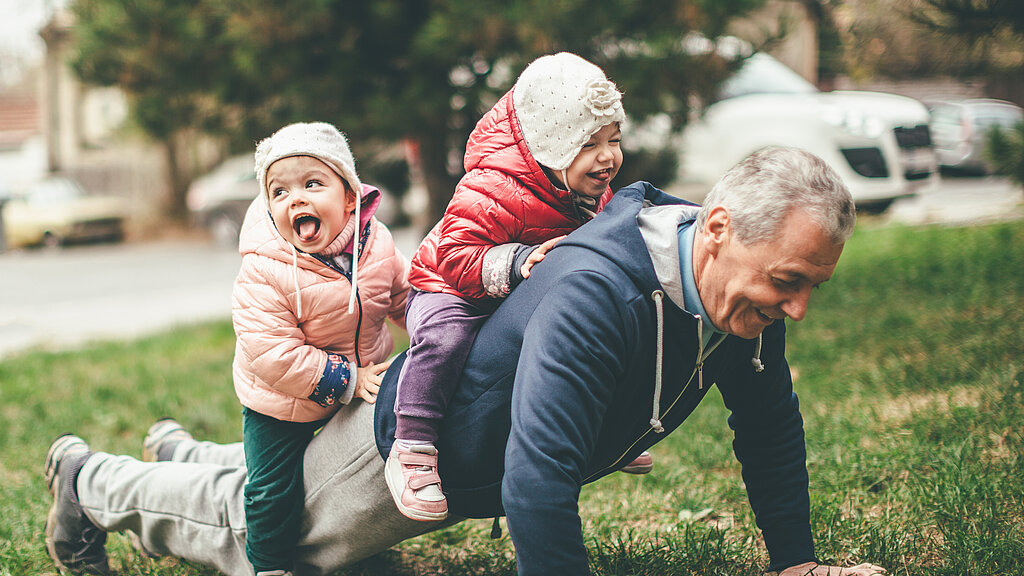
left=231, top=122, right=410, bottom=576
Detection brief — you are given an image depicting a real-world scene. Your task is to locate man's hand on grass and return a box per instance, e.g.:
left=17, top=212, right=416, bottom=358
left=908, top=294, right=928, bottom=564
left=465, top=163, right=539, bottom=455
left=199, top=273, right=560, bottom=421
left=779, top=562, right=887, bottom=576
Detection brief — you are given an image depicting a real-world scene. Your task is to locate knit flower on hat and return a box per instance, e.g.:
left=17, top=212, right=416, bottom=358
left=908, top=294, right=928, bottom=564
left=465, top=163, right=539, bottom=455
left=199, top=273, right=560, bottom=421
left=584, top=79, right=623, bottom=118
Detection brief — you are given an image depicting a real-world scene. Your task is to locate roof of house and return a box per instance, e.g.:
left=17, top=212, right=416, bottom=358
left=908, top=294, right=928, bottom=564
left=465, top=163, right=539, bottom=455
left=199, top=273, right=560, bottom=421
left=0, top=96, right=40, bottom=150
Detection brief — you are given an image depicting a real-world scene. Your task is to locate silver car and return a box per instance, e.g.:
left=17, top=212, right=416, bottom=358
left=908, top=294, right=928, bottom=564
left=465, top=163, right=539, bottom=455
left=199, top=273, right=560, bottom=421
left=927, top=98, right=1023, bottom=175
left=186, top=155, right=259, bottom=248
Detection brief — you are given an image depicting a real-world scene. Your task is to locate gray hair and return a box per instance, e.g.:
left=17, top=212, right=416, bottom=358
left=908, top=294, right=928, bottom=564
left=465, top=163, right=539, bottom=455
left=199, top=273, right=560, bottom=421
left=695, top=147, right=856, bottom=245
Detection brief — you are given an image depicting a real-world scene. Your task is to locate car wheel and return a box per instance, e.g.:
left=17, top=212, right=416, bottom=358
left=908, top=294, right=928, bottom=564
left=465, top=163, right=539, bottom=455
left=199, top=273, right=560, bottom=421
left=209, top=212, right=242, bottom=248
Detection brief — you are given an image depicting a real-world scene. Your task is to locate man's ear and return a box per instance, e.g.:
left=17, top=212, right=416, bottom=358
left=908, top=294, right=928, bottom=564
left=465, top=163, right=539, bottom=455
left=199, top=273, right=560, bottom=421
left=702, top=206, right=731, bottom=255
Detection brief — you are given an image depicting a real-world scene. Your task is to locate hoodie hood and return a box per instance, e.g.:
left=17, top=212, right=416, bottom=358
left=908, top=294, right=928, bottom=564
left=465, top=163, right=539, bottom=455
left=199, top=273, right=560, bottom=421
left=630, top=183, right=764, bottom=375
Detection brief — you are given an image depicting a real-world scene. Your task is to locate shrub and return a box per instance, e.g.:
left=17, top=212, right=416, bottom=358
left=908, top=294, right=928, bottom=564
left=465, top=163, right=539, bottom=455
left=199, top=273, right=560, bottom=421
left=985, top=120, right=1024, bottom=186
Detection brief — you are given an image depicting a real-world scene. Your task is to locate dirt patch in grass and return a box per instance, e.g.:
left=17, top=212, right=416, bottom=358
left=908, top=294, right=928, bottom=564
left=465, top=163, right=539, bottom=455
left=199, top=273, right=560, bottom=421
left=870, top=387, right=981, bottom=423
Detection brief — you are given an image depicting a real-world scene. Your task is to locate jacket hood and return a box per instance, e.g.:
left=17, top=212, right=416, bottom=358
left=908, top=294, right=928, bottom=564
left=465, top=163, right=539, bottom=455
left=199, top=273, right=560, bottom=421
left=635, top=190, right=701, bottom=312
left=239, top=183, right=383, bottom=317
left=558, top=180, right=694, bottom=293
left=464, top=90, right=578, bottom=215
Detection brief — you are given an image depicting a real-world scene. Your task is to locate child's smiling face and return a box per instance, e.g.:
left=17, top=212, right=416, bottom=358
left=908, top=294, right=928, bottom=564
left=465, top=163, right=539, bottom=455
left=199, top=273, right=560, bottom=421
left=266, top=155, right=355, bottom=253
left=557, top=122, right=623, bottom=198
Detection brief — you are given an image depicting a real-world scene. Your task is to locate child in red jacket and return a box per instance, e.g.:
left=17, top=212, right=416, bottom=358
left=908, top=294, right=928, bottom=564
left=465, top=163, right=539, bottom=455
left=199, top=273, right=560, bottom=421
left=386, top=53, right=651, bottom=522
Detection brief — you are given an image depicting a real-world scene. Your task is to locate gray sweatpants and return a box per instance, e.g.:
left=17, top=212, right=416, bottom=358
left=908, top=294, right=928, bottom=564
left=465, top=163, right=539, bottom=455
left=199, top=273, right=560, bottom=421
left=77, top=401, right=453, bottom=576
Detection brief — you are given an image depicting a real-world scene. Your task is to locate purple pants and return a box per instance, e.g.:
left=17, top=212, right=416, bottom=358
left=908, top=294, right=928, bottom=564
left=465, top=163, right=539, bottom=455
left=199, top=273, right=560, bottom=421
left=394, top=290, right=495, bottom=442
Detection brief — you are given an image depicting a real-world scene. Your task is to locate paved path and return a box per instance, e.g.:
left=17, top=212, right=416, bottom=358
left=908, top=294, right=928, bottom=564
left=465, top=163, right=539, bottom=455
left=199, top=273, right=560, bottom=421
left=883, top=174, right=1024, bottom=227
left=0, top=240, right=241, bottom=358
left=0, top=228, right=424, bottom=359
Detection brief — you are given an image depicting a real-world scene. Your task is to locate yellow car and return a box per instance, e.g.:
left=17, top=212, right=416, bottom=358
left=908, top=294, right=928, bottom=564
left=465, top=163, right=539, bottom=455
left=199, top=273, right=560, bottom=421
left=1, top=176, right=125, bottom=249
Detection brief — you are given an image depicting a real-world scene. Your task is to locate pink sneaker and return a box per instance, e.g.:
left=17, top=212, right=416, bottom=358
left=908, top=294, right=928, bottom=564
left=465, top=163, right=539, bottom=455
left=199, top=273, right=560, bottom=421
left=620, top=451, right=654, bottom=475
left=384, top=443, right=448, bottom=521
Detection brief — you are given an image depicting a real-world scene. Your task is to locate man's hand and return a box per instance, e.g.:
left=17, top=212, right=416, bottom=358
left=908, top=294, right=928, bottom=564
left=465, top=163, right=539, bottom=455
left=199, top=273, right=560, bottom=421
left=354, top=357, right=393, bottom=404
left=520, top=236, right=566, bottom=279
left=778, top=562, right=887, bottom=576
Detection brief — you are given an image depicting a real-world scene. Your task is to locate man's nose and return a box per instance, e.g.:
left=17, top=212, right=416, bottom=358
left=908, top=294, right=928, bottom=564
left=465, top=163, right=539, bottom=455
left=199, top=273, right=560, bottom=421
left=781, top=288, right=812, bottom=321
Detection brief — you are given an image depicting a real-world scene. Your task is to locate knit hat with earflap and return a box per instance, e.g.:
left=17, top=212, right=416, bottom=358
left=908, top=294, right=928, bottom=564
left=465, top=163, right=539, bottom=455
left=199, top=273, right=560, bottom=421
left=512, top=52, right=626, bottom=172
left=254, top=121, right=364, bottom=314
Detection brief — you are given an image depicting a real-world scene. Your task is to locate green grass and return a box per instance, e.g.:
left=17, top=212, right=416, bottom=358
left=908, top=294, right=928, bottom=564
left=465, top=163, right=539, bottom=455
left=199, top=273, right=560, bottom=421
left=2, top=219, right=1022, bottom=575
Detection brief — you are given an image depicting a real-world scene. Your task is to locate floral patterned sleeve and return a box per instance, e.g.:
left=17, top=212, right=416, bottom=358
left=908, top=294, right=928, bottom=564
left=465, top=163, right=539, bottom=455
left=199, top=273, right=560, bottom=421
left=307, top=353, right=354, bottom=407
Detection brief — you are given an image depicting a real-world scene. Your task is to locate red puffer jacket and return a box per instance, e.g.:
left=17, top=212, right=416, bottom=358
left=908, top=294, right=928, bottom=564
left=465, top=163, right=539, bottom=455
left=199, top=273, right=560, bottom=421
left=409, top=90, right=613, bottom=302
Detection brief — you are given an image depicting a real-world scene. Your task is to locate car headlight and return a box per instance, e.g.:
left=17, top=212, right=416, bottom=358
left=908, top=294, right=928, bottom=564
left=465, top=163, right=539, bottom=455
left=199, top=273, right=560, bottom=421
left=820, top=106, right=886, bottom=139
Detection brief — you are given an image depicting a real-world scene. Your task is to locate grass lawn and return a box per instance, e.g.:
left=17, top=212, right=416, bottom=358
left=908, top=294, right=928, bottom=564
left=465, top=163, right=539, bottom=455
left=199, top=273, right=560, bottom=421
left=1, top=218, right=1022, bottom=575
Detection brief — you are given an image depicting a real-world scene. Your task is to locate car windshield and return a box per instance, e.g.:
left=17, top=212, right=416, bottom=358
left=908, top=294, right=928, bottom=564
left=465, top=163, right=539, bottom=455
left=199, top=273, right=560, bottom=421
left=25, top=178, right=82, bottom=205
left=972, top=105, right=1023, bottom=128
left=717, top=53, right=818, bottom=101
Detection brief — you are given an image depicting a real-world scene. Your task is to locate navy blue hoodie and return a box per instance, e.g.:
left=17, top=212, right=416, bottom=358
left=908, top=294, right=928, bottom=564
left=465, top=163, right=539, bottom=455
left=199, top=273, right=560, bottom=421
left=376, top=181, right=816, bottom=574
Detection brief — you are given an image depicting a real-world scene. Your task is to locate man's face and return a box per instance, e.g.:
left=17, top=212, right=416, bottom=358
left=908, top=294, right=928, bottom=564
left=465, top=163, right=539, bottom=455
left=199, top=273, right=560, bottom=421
left=697, top=207, right=844, bottom=339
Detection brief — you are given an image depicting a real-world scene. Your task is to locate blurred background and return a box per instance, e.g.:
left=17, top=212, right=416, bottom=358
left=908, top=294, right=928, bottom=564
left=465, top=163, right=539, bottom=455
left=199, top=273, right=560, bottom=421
left=0, top=0, right=1022, bottom=355
left=1, top=0, right=1022, bottom=246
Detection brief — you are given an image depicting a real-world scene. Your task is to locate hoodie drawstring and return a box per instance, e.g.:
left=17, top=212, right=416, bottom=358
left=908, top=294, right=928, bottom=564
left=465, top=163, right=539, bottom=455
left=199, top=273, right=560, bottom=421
left=291, top=244, right=303, bottom=320
left=751, top=334, right=765, bottom=372
left=347, top=192, right=360, bottom=314
left=695, top=314, right=705, bottom=389
left=649, top=290, right=665, bottom=433
left=642, top=292, right=765, bottom=457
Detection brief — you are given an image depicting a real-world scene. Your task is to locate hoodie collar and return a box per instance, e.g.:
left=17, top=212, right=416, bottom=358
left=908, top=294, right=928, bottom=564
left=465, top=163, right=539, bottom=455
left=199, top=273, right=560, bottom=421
left=636, top=201, right=698, bottom=311
left=678, top=223, right=726, bottom=345
left=636, top=191, right=765, bottom=373
left=636, top=201, right=724, bottom=347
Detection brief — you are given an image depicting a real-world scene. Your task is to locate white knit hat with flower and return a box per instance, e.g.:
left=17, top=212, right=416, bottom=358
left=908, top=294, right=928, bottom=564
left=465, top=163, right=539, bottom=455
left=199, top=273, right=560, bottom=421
left=512, top=52, right=626, bottom=171
left=254, top=121, right=365, bottom=314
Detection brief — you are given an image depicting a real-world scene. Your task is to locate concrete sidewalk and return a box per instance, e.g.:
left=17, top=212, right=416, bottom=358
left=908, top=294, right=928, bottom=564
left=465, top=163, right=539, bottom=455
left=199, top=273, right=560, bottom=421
left=0, top=240, right=241, bottom=359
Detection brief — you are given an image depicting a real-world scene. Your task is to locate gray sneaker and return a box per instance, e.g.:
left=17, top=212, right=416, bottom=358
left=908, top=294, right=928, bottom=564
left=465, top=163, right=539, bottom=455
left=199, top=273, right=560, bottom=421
left=43, top=434, right=110, bottom=575
left=142, top=418, right=193, bottom=462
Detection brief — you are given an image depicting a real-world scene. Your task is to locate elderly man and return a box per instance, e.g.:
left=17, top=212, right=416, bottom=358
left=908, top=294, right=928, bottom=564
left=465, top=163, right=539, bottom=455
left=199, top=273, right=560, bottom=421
left=44, top=147, right=886, bottom=576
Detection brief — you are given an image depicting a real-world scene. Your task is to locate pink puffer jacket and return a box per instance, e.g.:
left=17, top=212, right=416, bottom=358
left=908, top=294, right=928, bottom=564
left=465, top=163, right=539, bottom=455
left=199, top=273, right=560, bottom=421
left=232, top=190, right=409, bottom=422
